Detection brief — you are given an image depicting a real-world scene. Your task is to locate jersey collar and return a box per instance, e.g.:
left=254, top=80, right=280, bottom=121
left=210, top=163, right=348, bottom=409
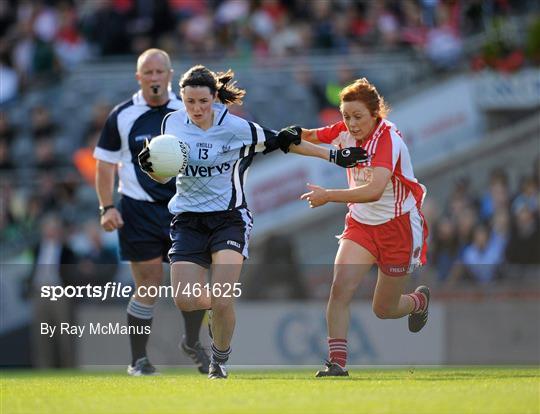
left=212, top=103, right=228, bottom=126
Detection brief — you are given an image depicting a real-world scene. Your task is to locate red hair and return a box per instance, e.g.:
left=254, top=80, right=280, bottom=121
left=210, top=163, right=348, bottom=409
left=339, top=78, right=390, bottom=118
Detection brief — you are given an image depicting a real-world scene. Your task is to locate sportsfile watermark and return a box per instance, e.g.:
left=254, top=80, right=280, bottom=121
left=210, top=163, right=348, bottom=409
left=40, top=282, right=242, bottom=301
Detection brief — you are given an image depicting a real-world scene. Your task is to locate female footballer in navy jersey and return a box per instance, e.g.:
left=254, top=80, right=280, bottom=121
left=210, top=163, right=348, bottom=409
left=137, top=65, right=369, bottom=379
left=280, top=78, right=430, bottom=377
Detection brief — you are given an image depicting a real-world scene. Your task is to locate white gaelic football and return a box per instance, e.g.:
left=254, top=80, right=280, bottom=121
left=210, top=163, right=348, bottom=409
left=147, top=134, right=189, bottom=177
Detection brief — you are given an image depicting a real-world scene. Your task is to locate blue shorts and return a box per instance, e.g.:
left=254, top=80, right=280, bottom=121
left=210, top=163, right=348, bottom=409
left=118, top=196, right=173, bottom=262
left=169, top=208, right=253, bottom=268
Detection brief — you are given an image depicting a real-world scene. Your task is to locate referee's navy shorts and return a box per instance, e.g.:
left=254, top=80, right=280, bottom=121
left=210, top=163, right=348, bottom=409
left=169, top=208, right=254, bottom=268
left=118, top=195, right=173, bottom=262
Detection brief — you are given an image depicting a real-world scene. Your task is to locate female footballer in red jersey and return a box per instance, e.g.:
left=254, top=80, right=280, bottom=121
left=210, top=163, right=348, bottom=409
left=279, top=78, right=430, bottom=377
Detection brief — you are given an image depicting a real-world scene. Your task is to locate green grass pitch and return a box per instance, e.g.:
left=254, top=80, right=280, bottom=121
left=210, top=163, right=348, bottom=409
left=2, top=367, right=538, bottom=414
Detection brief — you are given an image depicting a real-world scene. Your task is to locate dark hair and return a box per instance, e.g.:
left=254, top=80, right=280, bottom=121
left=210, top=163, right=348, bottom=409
left=179, top=65, right=245, bottom=105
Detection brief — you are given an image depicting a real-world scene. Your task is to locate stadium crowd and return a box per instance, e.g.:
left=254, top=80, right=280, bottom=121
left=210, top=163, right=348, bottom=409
left=0, top=0, right=534, bottom=103
left=424, top=164, right=540, bottom=288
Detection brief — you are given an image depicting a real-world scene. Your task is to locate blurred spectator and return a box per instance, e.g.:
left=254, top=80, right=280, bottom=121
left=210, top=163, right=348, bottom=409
left=424, top=2, right=463, bottom=69
left=309, top=0, right=336, bottom=50
left=0, top=50, right=19, bottom=103
left=0, top=182, right=17, bottom=244
left=0, top=0, right=15, bottom=38
left=533, top=157, right=540, bottom=188
left=0, top=111, right=16, bottom=142
left=54, top=170, right=85, bottom=225
left=23, top=214, right=78, bottom=368
left=512, top=176, right=539, bottom=214
left=460, top=223, right=506, bottom=284
left=179, top=8, right=215, bottom=55
left=462, top=0, right=486, bottom=35
left=30, top=105, right=56, bottom=140
left=80, top=1, right=130, bottom=55
left=74, top=129, right=99, bottom=187
left=30, top=105, right=58, bottom=169
left=268, top=12, right=304, bottom=57
left=0, top=135, right=13, bottom=171
left=81, top=101, right=111, bottom=145
left=34, top=137, right=56, bottom=170
left=54, top=1, right=89, bottom=69
left=0, top=111, right=16, bottom=171
left=448, top=177, right=477, bottom=215
left=30, top=3, right=63, bottom=83
left=75, top=221, right=118, bottom=287
left=401, top=0, right=427, bottom=50
left=293, top=66, right=328, bottom=113
left=325, top=64, right=356, bottom=108
left=316, top=63, right=357, bottom=126
left=505, top=202, right=540, bottom=268
left=35, top=171, right=61, bottom=212
left=480, top=168, right=510, bottom=221
left=372, top=1, right=401, bottom=49
left=74, top=101, right=111, bottom=187
left=431, top=216, right=459, bottom=282
left=455, top=206, right=477, bottom=254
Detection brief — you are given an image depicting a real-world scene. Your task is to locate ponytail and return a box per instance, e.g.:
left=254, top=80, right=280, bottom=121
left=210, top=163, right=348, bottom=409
left=216, top=69, right=245, bottom=106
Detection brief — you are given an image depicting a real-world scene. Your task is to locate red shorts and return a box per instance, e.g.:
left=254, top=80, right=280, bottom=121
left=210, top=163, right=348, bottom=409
left=340, top=208, right=428, bottom=276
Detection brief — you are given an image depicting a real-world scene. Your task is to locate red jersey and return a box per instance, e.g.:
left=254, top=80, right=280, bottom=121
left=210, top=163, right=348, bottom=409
left=316, top=119, right=426, bottom=225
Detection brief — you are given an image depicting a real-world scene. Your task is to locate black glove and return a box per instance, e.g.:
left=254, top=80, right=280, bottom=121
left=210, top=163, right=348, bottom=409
left=277, top=125, right=302, bottom=153
left=137, top=139, right=153, bottom=173
left=329, top=147, right=369, bottom=168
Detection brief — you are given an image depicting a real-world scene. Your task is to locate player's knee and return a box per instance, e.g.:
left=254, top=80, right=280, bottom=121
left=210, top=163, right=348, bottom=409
left=372, top=302, right=396, bottom=319
left=329, top=275, right=355, bottom=304
left=173, top=296, right=200, bottom=312
left=210, top=297, right=233, bottom=314
left=135, top=273, right=162, bottom=288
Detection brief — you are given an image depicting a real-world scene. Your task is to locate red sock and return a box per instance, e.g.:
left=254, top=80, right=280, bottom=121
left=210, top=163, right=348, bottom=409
left=407, top=292, right=427, bottom=313
left=328, top=337, right=347, bottom=368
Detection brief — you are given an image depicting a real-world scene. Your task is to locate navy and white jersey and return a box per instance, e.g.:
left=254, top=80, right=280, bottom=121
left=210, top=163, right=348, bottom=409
left=163, top=103, right=275, bottom=214
left=93, top=90, right=184, bottom=202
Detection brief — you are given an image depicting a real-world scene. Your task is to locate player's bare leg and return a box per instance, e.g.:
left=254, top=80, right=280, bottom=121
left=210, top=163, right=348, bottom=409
left=327, top=240, right=375, bottom=338
left=372, top=270, right=430, bottom=332
left=170, top=261, right=210, bottom=311
left=317, top=240, right=375, bottom=377
left=372, top=270, right=412, bottom=318
left=207, top=249, right=243, bottom=379
left=131, top=257, right=163, bottom=306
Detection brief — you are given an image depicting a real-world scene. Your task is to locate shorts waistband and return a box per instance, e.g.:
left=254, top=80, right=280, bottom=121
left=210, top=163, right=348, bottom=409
left=176, top=208, right=243, bottom=218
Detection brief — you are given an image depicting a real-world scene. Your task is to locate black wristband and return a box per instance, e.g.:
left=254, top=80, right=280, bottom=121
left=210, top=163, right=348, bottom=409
left=99, top=204, right=115, bottom=216
left=329, top=149, right=337, bottom=163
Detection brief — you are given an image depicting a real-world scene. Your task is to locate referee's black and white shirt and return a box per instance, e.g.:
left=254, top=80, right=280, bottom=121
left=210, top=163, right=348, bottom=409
left=163, top=102, right=275, bottom=214
left=93, top=90, right=184, bottom=203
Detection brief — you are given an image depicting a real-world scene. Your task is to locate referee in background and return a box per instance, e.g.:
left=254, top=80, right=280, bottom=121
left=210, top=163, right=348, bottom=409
left=94, top=49, right=209, bottom=375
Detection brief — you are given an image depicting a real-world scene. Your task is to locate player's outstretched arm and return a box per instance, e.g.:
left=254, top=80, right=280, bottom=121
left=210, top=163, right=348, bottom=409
left=300, top=167, right=391, bottom=208
left=289, top=140, right=368, bottom=168
left=276, top=126, right=368, bottom=168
